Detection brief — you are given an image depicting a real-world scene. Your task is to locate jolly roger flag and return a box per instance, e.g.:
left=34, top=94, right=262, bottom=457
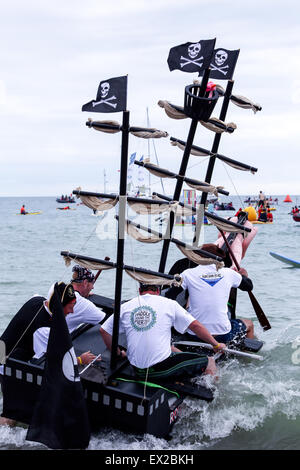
left=82, top=75, right=127, bottom=113
left=26, top=283, right=91, bottom=450
left=198, top=48, right=240, bottom=80
left=167, top=39, right=216, bottom=73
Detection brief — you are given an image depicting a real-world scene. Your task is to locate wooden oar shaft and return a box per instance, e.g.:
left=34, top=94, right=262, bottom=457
left=94, top=256, right=110, bottom=282
left=172, top=341, right=263, bottom=360
left=219, top=230, right=271, bottom=331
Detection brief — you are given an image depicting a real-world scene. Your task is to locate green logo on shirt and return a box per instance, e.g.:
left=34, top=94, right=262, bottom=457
left=130, top=305, right=157, bottom=331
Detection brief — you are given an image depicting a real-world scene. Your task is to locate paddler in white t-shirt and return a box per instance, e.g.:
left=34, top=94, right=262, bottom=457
left=100, top=283, right=226, bottom=379
left=178, top=244, right=254, bottom=343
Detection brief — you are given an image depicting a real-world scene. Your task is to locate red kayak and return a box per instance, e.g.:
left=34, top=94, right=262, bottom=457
left=293, top=213, right=300, bottom=222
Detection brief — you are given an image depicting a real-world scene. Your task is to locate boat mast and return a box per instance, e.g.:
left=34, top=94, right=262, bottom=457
left=110, top=110, right=130, bottom=369
left=103, top=169, right=108, bottom=193
left=158, top=68, right=211, bottom=273
left=198, top=80, right=234, bottom=213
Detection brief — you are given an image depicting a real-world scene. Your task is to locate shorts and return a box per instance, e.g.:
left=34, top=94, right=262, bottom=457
left=213, top=319, right=247, bottom=343
left=133, top=352, right=208, bottom=380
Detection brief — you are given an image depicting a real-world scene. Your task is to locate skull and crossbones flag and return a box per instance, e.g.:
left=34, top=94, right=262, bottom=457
left=167, top=39, right=216, bottom=73
left=82, top=75, right=127, bottom=113
left=199, top=48, right=240, bottom=80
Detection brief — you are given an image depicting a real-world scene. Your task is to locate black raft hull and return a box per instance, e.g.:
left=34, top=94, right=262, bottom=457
left=1, top=324, right=184, bottom=439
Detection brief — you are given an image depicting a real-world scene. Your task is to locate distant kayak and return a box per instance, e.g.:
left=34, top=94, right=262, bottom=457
left=270, top=252, right=300, bottom=268
left=252, top=220, right=273, bottom=224
left=56, top=207, right=76, bottom=211
left=16, top=211, right=42, bottom=215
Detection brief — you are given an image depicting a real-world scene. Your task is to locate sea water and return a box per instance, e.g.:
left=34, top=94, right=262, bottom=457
left=0, top=195, right=299, bottom=451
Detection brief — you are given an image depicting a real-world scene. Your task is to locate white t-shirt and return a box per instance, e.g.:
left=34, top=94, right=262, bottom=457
left=181, top=264, right=242, bottom=335
left=33, top=292, right=105, bottom=359
left=101, top=293, right=195, bottom=369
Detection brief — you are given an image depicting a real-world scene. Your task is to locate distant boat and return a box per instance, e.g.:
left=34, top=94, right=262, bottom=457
left=214, top=202, right=235, bottom=211
left=56, top=196, right=75, bottom=203
left=293, top=213, right=300, bottom=222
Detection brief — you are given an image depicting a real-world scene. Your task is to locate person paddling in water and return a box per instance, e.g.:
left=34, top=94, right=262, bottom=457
left=20, top=205, right=27, bottom=215
left=165, top=244, right=255, bottom=343
left=100, top=283, right=226, bottom=380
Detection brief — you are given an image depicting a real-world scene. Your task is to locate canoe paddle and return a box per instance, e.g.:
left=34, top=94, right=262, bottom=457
left=94, top=256, right=110, bottom=283
left=219, top=229, right=271, bottom=331
left=172, top=341, right=263, bottom=361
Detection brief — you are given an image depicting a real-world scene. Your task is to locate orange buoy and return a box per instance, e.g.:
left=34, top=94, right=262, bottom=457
left=284, top=195, right=292, bottom=202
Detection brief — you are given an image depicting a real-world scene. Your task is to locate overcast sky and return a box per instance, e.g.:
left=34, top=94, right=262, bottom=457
left=0, top=0, right=299, bottom=198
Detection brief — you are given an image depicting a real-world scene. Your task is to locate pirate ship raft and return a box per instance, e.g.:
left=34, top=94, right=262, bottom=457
left=1, top=43, right=271, bottom=442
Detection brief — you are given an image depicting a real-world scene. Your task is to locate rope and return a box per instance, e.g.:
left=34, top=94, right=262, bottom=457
left=157, top=100, right=187, bottom=120
left=200, top=118, right=237, bottom=134
left=87, top=118, right=120, bottom=133
left=116, top=377, right=180, bottom=398
left=130, top=129, right=169, bottom=139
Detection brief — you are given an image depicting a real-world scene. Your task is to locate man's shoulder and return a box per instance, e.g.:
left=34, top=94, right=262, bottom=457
left=75, top=291, right=95, bottom=305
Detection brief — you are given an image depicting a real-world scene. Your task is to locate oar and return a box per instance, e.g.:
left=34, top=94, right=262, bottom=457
left=94, top=256, right=110, bottom=283
left=0, top=340, right=6, bottom=364
left=172, top=341, right=263, bottom=361
left=219, top=229, right=271, bottom=331
left=79, top=353, right=102, bottom=375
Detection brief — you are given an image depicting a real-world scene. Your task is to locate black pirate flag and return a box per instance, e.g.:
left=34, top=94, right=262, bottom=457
left=167, top=39, right=216, bottom=73
left=199, top=48, right=240, bottom=80
left=82, top=75, right=127, bottom=113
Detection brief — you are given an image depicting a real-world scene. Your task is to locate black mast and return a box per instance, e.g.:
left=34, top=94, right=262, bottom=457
left=158, top=68, right=211, bottom=273
left=110, top=110, right=130, bottom=370
left=198, top=80, right=234, bottom=215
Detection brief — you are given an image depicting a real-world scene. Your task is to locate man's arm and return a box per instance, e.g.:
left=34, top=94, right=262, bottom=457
left=100, top=327, right=112, bottom=350
left=188, top=320, right=226, bottom=351
left=237, top=268, right=253, bottom=292
left=100, top=327, right=126, bottom=356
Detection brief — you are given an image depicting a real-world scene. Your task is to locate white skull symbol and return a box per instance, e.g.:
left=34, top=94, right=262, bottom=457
left=188, top=43, right=201, bottom=59
left=100, top=82, right=110, bottom=98
left=215, top=50, right=228, bottom=66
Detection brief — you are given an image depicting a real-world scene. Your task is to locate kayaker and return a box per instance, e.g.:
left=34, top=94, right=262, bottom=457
left=267, top=209, right=273, bottom=222
left=20, top=205, right=27, bottom=215
left=100, top=283, right=226, bottom=380
left=258, top=205, right=268, bottom=222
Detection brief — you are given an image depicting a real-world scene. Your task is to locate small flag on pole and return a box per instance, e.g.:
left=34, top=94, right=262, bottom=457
left=129, top=152, right=137, bottom=166
left=198, top=48, right=240, bottom=80
left=167, top=39, right=216, bottom=73
left=82, top=75, right=127, bottom=113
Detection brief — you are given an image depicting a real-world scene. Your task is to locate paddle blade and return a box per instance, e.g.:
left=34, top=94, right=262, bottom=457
left=248, top=291, right=271, bottom=331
